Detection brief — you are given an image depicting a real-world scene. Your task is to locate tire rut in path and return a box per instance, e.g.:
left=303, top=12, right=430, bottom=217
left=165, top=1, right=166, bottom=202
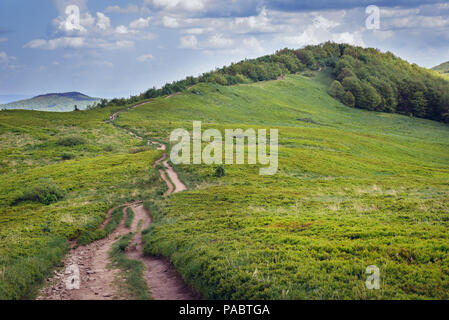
left=126, top=205, right=199, bottom=300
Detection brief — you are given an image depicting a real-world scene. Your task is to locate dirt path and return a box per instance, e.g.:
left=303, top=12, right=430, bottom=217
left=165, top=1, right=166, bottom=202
left=163, top=160, right=187, bottom=193
left=38, top=101, right=193, bottom=300
left=38, top=206, right=134, bottom=300
left=126, top=205, right=199, bottom=300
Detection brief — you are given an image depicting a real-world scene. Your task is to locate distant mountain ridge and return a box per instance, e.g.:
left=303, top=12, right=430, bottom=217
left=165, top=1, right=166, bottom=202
left=0, top=92, right=101, bottom=112
left=432, top=61, right=449, bottom=75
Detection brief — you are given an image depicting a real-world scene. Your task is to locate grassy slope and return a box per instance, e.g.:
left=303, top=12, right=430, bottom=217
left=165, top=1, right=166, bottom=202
left=432, top=61, right=449, bottom=79
left=117, top=71, right=449, bottom=299
left=433, top=61, right=449, bottom=73
left=0, top=106, right=163, bottom=299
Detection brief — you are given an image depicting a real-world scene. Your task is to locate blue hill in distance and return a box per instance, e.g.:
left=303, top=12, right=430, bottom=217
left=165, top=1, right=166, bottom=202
left=0, top=91, right=101, bottom=112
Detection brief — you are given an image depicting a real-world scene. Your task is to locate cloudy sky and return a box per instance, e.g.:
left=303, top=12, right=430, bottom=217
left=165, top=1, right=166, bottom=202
left=0, top=0, right=448, bottom=100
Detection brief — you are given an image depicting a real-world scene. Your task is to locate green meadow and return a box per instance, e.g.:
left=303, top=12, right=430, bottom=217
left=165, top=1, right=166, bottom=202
left=118, top=72, right=449, bottom=299
left=0, top=70, right=448, bottom=299
left=0, top=107, right=163, bottom=299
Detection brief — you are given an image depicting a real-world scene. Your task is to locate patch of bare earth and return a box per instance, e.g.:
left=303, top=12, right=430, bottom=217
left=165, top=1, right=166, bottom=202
left=126, top=205, right=200, bottom=300
left=37, top=207, right=131, bottom=300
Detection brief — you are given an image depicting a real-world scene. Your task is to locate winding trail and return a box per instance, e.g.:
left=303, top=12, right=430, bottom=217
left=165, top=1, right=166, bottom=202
left=38, top=100, right=198, bottom=300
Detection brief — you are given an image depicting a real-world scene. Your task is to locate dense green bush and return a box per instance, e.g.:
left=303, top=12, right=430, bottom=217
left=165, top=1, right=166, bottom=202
left=12, top=179, right=65, bottom=205
left=215, top=165, right=225, bottom=177
left=61, top=152, right=75, bottom=160
left=56, top=136, right=86, bottom=147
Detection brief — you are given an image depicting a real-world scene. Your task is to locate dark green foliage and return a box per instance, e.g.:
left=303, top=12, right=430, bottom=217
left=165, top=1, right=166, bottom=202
left=359, top=81, right=382, bottom=111
left=12, top=179, right=65, bottom=205
left=56, top=136, right=86, bottom=147
left=103, top=145, right=114, bottom=152
left=61, top=153, right=75, bottom=160
left=86, top=99, right=108, bottom=110
left=342, top=91, right=355, bottom=107
left=129, top=146, right=151, bottom=154
left=319, top=44, right=449, bottom=122
left=337, top=67, right=355, bottom=81
left=328, top=80, right=345, bottom=99
left=215, top=165, right=225, bottom=177
left=410, top=91, right=428, bottom=117
left=295, top=49, right=316, bottom=68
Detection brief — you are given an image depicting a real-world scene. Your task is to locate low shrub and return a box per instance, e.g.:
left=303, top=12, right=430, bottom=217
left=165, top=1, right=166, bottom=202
left=61, top=153, right=75, bottom=160
left=129, top=146, right=151, bottom=154
left=103, top=145, right=114, bottom=152
left=12, top=179, right=65, bottom=206
left=215, top=165, right=225, bottom=177
left=56, top=136, right=86, bottom=147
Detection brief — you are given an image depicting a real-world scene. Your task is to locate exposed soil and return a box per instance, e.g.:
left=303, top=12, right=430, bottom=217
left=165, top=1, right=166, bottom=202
left=37, top=206, right=133, bottom=300
left=126, top=205, right=199, bottom=300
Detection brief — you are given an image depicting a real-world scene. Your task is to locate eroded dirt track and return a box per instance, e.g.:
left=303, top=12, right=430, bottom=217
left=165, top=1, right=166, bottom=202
left=38, top=206, right=133, bottom=300
left=126, top=205, right=199, bottom=300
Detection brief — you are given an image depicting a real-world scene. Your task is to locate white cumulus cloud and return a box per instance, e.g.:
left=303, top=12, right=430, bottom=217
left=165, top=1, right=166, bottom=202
left=24, top=37, right=85, bottom=50
left=96, top=12, right=111, bottom=30
left=105, top=4, right=140, bottom=14
left=137, top=54, right=155, bottom=62
left=179, top=35, right=198, bottom=49
left=207, top=34, right=234, bottom=48
left=130, top=17, right=151, bottom=29
left=146, top=0, right=209, bottom=12
left=163, top=16, right=180, bottom=28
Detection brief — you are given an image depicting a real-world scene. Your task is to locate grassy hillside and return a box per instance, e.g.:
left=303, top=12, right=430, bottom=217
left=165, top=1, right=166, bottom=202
left=0, top=106, right=164, bottom=299
left=117, top=71, right=449, bottom=299
left=0, top=92, right=101, bottom=112
left=100, top=43, right=448, bottom=124
left=433, top=61, right=449, bottom=73
left=0, top=69, right=448, bottom=300
left=433, top=61, right=449, bottom=78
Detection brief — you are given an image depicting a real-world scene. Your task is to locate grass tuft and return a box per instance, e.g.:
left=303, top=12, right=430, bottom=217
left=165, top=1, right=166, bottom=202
left=109, top=233, right=151, bottom=300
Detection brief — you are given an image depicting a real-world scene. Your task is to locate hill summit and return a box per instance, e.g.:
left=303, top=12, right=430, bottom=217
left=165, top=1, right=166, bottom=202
left=0, top=91, right=100, bottom=112
left=105, top=43, right=449, bottom=124
left=432, top=61, right=449, bottom=75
